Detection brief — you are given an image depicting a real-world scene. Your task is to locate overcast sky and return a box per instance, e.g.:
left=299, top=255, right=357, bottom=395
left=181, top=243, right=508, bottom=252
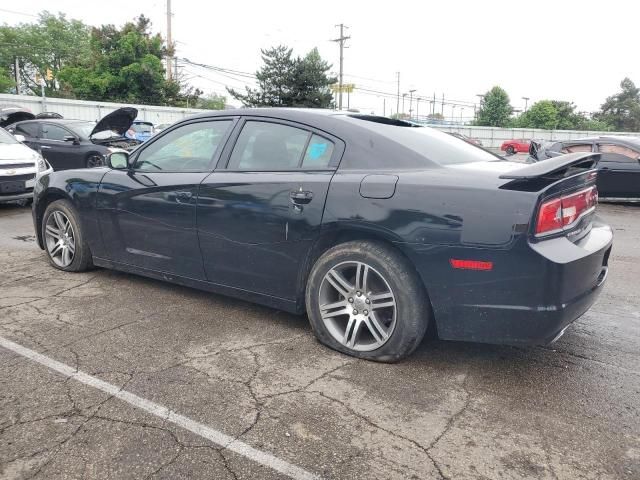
left=3, top=1, right=638, bottom=117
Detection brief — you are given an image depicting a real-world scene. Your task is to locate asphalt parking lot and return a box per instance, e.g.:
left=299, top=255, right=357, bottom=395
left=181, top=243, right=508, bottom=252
left=0, top=201, right=639, bottom=480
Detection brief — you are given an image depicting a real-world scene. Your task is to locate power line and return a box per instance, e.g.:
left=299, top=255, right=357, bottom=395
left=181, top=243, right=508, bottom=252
left=0, top=8, right=38, bottom=18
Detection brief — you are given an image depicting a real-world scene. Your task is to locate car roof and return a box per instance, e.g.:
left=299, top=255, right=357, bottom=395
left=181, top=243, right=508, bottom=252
left=562, top=135, right=640, bottom=147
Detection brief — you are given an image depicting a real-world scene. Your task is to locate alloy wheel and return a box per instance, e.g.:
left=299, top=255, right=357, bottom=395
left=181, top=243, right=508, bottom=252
left=86, top=155, right=105, bottom=168
left=44, top=210, right=76, bottom=267
left=318, top=261, right=397, bottom=352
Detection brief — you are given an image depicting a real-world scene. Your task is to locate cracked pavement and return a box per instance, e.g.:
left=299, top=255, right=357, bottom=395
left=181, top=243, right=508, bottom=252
left=0, top=202, right=639, bottom=479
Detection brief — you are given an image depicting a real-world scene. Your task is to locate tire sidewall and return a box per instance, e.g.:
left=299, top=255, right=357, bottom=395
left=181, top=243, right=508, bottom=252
left=306, top=241, right=428, bottom=362
left=42, top=199, right=90, bottom=272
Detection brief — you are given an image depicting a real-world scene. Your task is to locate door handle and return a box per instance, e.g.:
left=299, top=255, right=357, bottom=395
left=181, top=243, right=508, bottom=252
left=290, top=190, right=313, bottom=204
left=599, top=167, right=610, bottom=171
left=40, top=145, right=52, bottom=149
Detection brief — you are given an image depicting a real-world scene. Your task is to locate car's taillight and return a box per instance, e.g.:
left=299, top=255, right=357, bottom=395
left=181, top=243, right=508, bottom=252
left=535, top=186, right=598, bottom=236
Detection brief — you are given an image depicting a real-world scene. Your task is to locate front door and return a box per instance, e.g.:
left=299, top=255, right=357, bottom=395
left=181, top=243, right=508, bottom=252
left=197, top=118, right=343, bottom=300
left=596, top=143, right=640, bottom=198
left=39, top=123, right=81, bottom=170
left=97, top=118, right=235, bottom=279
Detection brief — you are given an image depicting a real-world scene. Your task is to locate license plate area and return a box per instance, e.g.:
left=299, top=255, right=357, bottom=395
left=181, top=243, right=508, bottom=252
left=0, top=180, right=26, bottom=194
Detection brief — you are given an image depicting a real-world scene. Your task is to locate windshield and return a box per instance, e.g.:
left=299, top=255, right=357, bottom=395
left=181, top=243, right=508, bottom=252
left=131, top=123, right=154, bottom=133
left=0, top=128, right=19, bottom=144
left=346, top=116, right=501, bottom=165
left=67, top=122, right=96, bottom=138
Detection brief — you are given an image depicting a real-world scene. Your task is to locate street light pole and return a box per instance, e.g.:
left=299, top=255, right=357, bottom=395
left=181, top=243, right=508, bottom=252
left=402, top=93, right=407, bottom=116
left=522, top=96, right=530, bottom=112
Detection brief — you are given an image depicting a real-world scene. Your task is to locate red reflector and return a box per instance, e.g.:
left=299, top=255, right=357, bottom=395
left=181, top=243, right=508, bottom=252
left=535, top=186, right=598, bottom=236
left=450, top=259, right=493, bottom=271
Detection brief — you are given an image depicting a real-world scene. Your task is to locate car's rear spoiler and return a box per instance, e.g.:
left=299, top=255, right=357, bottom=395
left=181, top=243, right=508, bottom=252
left=499, top=152, right=600, bottom=179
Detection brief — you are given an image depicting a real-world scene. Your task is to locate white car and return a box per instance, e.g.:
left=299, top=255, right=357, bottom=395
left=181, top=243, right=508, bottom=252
left=0, top=128, right=52, bottom=204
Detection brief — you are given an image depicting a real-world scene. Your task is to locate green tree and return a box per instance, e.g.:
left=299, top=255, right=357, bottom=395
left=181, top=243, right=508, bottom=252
left=517, top=100, right=558, bottom=129
left=0, top=12, right=90, bottom=96
left=195, top=92, right=227, bottom=110
left=475, top=86, right=512, bottom=127
left=594, top=78, right=640, bottom=132
left=228, top=45, right=335, bottom=108
left=58, top=15, right=181, bottom=105
left=0, top=70, right=14, bottom=92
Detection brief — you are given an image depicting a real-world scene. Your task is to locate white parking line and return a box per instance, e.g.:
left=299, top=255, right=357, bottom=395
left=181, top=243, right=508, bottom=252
left=0, top=336, right=319, bottom=480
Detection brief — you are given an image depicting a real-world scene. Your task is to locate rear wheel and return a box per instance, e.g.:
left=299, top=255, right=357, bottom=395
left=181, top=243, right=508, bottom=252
left=42, top=199, right=92, bottom=272
left=305, top=240, right=429, bottom=362
left=506, top=145, right=515, bottom=155
left=86, top=154, right=105, bottom=168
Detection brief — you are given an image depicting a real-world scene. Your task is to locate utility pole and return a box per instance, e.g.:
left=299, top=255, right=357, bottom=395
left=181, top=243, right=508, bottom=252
left=14, top=57, right=20, bottom=94
left=416, top=98, right=420, bottom=120
left=441, top=93, right=444, bottom=116
left=396, top=72, right=400, bottom=117
left=331, top=24, right=350, bottom=110
left=166, top=0, right=173, bottom=81
left=408, top=89, right=416, bottom=119
left=402, top=93, right=407, bottom=115
left=383, top=97, right=386, bottom=116
left=522, top=96, right=530, bottom=112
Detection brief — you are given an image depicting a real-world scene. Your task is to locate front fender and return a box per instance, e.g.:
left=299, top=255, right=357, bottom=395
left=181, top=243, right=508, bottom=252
left=33, top=168, right=110, bottom=256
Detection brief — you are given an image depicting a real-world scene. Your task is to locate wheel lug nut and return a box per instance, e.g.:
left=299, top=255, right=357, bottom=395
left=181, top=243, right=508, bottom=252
left=363, top=310, right=368, bottom=315
left=353, top=310, right=358, bottom=315
left=356, top=291, right=361, bottom=297
left=365, top=298, right=370, bottom=304
left=348, top=297, right=354, bottom=303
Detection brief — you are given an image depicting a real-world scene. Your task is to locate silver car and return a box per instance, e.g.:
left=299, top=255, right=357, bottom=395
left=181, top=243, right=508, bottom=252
left=0, top=128, right=52, bottom=203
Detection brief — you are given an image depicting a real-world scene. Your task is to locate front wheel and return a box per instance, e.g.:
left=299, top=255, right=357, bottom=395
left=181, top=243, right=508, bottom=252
left=42, top=199, right=93, bottom=272
left=86, top=154, right=105, bottom=168
left=305, top=240, right=429, bottom=362
left=505, top=145, right=515, bottom=155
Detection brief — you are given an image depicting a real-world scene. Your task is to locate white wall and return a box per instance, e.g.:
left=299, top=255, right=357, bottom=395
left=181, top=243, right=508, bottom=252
left=0, top=93, right=207, bottom=125
left=427, top=124, right=640, bottom=149
left=3, top=93, right=638, bottom=147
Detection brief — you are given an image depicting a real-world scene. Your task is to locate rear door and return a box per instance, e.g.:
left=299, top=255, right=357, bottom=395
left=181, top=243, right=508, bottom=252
left=98, top=118, right=235, bottom=279
left=596, top=142, right=640, bottom=198
left=196, top=117, right=344, bottom=300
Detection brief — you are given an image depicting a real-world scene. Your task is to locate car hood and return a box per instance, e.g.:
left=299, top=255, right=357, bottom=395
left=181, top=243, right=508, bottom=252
left=0, top=107, right=35, bottom=128
left=90, top=107, right=138, bottom=138
left=0, top=143, right=40, bottom=164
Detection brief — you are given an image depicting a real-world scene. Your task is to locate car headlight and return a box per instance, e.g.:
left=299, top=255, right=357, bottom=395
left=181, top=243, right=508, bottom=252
left=35, top=154, right=51, bottom=173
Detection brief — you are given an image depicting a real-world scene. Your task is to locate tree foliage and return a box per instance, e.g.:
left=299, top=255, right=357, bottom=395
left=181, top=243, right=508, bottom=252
left=228, top=45, right=335, bottom=108
left=475, top=86, right=512, bottom=127
left=194, top=93, right=226, bottom=110
left=0, top=12, right=90, bottom=95
left=594, top=77, right=640, bottom=132
left=513, top=99, right=612, bottom=131
left=57, top=15, right=183, bottom=105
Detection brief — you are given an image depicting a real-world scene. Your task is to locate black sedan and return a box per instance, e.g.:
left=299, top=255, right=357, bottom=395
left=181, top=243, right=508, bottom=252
left=31, top=109, right=612, bottom=361
left=5, top=107, right=140, bottom=171
left=529, top=135, right=640, bottom=199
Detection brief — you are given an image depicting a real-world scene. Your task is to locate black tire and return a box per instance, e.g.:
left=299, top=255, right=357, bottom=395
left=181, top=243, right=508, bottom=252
left=506, top=145, right=515, bottom=155
left=305, top=240, right=430, bottom=362
left=42, top=199, right=93, bottom=272
left=86, top=154, right=105, bottom=168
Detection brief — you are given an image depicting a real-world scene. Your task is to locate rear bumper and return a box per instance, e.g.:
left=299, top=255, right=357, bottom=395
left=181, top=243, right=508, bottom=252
left=407, top=220, right=613, bottom=345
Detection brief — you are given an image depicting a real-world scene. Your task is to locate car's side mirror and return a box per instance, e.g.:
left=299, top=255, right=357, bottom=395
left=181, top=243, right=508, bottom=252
left=13, top=134, right=26, bottom=143
left=107, top=151, right=130, bottom=170
left=63, top=135, right=79, bottom=144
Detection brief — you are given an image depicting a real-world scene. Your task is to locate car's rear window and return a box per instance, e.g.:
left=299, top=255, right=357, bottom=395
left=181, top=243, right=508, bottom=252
left=345, top=116, right=500, bottom=165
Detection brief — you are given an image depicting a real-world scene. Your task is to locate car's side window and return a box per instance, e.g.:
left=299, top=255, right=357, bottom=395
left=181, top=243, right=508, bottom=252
left=597, top=143, right=639, bottom=162
left=15, top=123, right=40, bottom=138
left=228, top=121, right=310, bottom=171
left=133, top=120, right=232, bottom=172
left=301, top=134, right=335, bottom=169
left=42, top=124, right=70, bottom=141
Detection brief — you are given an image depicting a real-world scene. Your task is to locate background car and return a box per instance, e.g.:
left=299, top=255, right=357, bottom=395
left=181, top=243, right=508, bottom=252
left=500, top=138, right=530, bottom=155
left=446, top=131, right=483, bottom=146
left=5, top=107, right=141, bottom=170
left=529, top=135, right=640, bottom=199
left=0, top=128, right=51, bottom=204
left=32, top=109, right=611, bottom=362
left=0, top=105, right=35, bottom=128
left=126, top=120, right=155, bottom=142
